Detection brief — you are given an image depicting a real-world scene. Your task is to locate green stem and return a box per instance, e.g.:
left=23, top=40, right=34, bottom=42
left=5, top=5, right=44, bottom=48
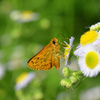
left=76, top=71, right=82, bottom=75
left=70, top=70, right=82, bottom=75
left=82, top=76, right=87, bottom=81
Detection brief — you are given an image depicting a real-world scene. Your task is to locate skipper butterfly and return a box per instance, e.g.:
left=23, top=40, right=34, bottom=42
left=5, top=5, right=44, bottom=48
left=27, top=38, right=62, bottom=70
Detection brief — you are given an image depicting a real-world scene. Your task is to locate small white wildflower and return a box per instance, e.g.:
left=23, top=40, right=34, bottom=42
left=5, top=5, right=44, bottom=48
left=14, top=72, right=35, bottom=90
left=78, top=45, right=100, bottom=77
left=80, top=86, right=100, bottom=100
left=10, top=10, right=39, bottom=23
left=64, top=37, right=75, bottom=66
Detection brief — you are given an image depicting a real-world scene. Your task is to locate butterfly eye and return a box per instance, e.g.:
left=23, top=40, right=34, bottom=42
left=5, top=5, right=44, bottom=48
left=52, top=40, right=56, bottom=44
left=37, top=57, right=39, bottom=59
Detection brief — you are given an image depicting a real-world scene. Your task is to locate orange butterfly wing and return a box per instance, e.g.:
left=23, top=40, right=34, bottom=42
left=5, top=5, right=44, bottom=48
left=27, top=38, right=60, bottom=70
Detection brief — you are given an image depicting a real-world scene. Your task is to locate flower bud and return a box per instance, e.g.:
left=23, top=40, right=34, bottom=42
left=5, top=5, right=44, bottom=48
left=60, top=78, right=72, bottom=88
left=72, top=72, right=77, bottom=76
left=60, top=79, right=67, bottom=87
left=69, top=75, right=77, bottom=83
left=90, top=22, right=100, bottom=31
left=72, top=71, right=81, bottom=80
left=65, top=79, right=72, bottom=88
left=62, top=67, right=70, bottom=77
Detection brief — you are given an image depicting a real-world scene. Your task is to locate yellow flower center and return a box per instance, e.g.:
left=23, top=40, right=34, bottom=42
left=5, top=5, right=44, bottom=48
left=64, top=45, right=70, bottom=59
left=22, top=11, right=33, bottom=14
left=21, top=11, right=33, bottom=20
left=80, top=31, right=99, bottom=46
left=85, top=51, right=98, bottom=69
left=16, top=72, right=28, bottom=83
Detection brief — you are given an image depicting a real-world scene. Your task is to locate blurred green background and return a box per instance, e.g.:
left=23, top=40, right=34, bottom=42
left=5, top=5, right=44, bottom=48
left=0, top=0, right=100, bottom=100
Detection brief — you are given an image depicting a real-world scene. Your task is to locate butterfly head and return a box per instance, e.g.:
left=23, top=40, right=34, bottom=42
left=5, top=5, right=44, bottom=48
left=51, top=38, right=58, bottom=45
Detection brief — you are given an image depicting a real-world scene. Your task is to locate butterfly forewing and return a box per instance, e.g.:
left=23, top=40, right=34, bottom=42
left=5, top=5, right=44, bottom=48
left=27, top=38, right=60, bottom=70
left=28, top=49, right=53, bottom=70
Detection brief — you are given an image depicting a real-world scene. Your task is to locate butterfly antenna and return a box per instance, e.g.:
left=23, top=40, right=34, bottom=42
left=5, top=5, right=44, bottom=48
left=57, top=33, right=66, bottom=38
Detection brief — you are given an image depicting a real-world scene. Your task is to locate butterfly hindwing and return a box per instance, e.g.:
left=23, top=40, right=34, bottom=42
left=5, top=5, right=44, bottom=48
left=53, top=56, right=60, bottom=69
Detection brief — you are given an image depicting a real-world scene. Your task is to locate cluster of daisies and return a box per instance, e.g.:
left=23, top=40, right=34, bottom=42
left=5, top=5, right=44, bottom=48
left=61, top=22, right=100, bottom=88
left=74, top=24, right=100, bottom=77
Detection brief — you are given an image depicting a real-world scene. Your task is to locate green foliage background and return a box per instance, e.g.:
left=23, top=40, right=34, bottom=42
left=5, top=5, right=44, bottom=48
left=0, top=0, right=100, bottom=100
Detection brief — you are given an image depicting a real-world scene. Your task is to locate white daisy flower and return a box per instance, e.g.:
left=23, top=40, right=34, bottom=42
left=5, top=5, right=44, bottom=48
left=74, top=31, right=100, bottom=56
left=78, top=45, right=100, bottom=77
left=80, top=86, right=100, bottom=100
left=15, top=72, right=35, bottom=90
left=10, top=10, right=39, bottom=23
left=64, top=37, right=75, bottom=66
left=90, top=22, right=100, bottom=31
left=7, top=46, right=25, bottom=70
left=19, top=11, right=39, bottom=22
left=56, top=92, right=71, bottom=100
left=0, top=64, right=5, bottom=80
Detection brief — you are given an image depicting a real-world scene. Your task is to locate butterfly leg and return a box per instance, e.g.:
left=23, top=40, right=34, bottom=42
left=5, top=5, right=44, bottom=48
left=59, top=41, right=69, bottom=47
left=57, top=55, right=65, bottom=59
left=57, top=49, right=65, bottom=58
left=56, top=52, right=65, bottom=59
